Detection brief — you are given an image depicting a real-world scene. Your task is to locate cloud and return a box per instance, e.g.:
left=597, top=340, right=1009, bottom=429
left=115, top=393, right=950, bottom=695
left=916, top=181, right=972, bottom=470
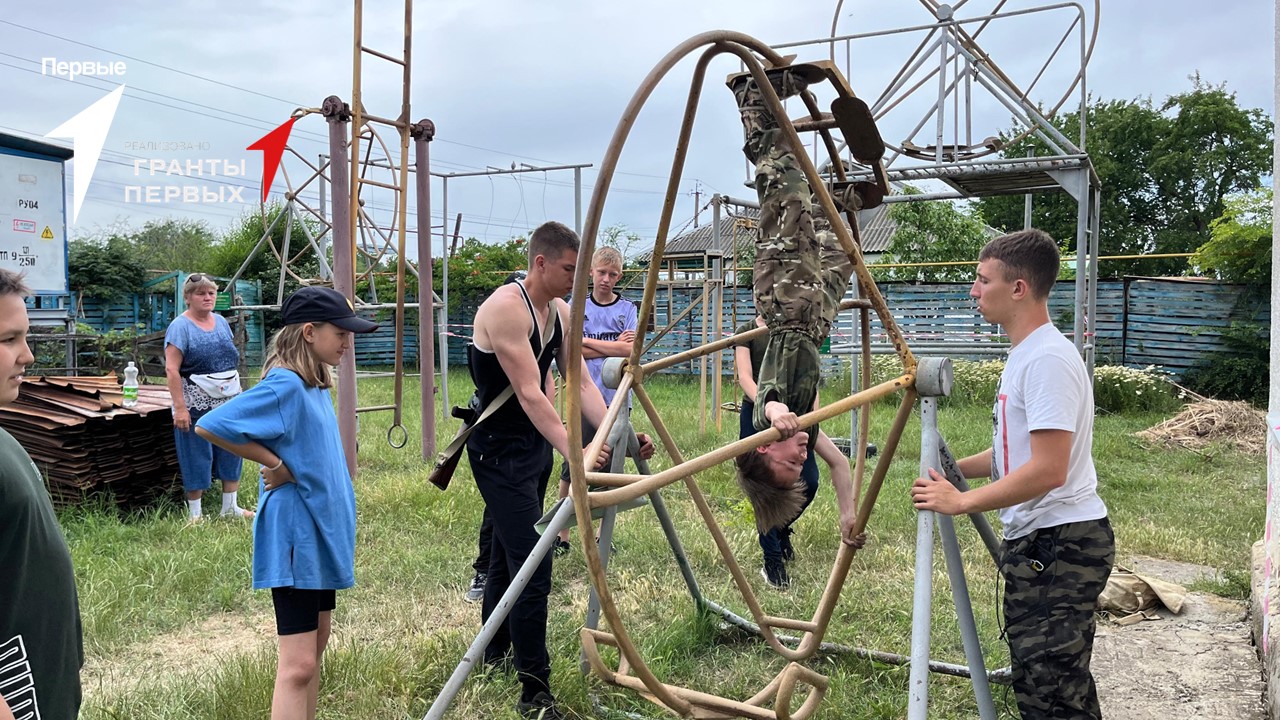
left=1, top=0, right=1272, bottom=249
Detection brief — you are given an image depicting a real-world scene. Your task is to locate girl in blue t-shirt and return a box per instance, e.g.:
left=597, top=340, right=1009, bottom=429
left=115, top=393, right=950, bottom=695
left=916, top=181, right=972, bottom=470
left=196, top=287, right=377, bottom=720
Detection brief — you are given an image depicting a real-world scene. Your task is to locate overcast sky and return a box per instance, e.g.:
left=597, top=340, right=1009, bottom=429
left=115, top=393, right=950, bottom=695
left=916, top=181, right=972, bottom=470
left=0, top=0, right=1273, bottom=261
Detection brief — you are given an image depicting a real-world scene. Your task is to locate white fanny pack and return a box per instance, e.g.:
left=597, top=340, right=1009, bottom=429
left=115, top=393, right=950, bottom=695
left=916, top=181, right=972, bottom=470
left=187, top=370, right=242, bottom=399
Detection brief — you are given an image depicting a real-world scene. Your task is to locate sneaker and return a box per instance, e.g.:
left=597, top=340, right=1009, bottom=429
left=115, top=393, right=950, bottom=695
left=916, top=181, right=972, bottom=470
left=517, top=691, right=565, bottom=720
left=761, top=559, right=790, bottom=590
left=464, top=573, right=486, bottom=603
left=220, top=507, right=255, bottom=520
left=726, top=64, right=822, bottom=100
left=779, top=529, right=795, bottom=563
left=553, top=538, right=571, bottom=557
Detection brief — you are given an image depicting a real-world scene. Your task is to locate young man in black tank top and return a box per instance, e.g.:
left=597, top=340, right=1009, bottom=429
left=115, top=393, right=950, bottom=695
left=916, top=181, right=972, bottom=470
left=466, top=221, right=614, bottom=719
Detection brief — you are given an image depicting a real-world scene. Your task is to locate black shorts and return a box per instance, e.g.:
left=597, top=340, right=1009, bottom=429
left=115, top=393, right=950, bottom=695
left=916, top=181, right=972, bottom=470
left=271, top=587, right=337, bottom=636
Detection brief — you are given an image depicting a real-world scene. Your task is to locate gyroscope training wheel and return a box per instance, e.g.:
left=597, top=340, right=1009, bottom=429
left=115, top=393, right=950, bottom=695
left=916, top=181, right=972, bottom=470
left=560, top=30, right=923, bottom=720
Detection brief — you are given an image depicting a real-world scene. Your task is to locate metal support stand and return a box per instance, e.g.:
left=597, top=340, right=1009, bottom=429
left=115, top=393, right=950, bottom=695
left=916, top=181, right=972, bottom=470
left=936, top=512, right=996, bottom=720
left=907, top=397, right=940, bottom=719
left=581, top=413, right=639, bottom=646
left=908, top=358, right=998, bottom=720
left=423, top=498, right=575, bottom=720
left=427, top=413, right=652, bottom=720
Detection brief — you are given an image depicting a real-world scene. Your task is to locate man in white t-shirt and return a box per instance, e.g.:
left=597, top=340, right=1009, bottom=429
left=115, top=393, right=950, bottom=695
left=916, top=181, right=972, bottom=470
left=911, top=229, right=1114, bottom=720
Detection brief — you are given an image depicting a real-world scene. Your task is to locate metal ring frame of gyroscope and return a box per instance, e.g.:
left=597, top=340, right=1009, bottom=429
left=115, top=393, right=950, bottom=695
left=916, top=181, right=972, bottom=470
left=562, top=31, right=925, bottom=720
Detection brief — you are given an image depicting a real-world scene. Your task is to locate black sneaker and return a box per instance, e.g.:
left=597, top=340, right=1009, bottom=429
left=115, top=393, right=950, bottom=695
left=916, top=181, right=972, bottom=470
left=779, top=528, right=795, bottom=563
left=761, top=559, right=790, bottom=590
left=553, top=538, right=571, bottom=557
left=464, top=572, right=485, bottom=603
left=517, top=691, right=565, bottom=720
left=727, top=66, right=818, bottom=98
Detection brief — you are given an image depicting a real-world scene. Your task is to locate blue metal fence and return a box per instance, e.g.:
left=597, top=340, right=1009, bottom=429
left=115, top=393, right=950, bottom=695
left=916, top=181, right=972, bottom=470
left=59, top=277, right=1269, bottom=380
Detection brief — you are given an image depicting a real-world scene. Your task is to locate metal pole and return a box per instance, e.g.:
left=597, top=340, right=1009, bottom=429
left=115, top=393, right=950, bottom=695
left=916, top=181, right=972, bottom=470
left=413, top=120, right=437, bottom=461
left=319, top=154, right=328, bottom=223
left=709, top=198, right=724, bottom=431
left=908, top=396, right=940, bottom=719
left=711, top=255, right=723, bottom=432
left=1073, top=169, right=1089, bottom=355
left=700, top=596, right=1010, bottom=683
left=1087, top=183, right=1102, bottom=376
left=423, top=499, right=576, bottom=720
left=935, top=30, right=949, bottom=163
left=581, top=414, right=634, bottom=660
left=1023, top=149, right=1034, bottom=229
left=276, top=204, right=293, bottom=305
left=849, top=275, right=859, bottom=457
left=936, top=512, right=997, bottom=719
left=648, top=487, right=702, bottom=603
left=574, top=166, right=583, bottom=236
left=324, top=96, right=359, bottom=479
left=699, top=276, right=709, bottom=435
left=937, top=438, right=1001, bottom=565
left=440, top=176, right=450, bottom=410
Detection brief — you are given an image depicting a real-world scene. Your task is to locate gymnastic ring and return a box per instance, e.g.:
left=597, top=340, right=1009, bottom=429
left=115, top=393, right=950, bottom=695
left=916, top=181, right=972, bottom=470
left=386, top=423, right=409, bottom=449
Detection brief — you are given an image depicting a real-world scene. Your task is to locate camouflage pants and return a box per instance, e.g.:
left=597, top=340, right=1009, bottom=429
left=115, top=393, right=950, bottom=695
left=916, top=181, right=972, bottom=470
left=734, top=76, right=854, bottom=431
left=1000, top=517, right=1115, bottom=720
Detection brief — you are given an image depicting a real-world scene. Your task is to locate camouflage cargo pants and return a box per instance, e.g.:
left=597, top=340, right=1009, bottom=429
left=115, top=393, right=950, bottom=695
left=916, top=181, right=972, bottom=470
left=734, top=75, right=854, bottom=431
left=1000, top=517, right=1115, bottom=719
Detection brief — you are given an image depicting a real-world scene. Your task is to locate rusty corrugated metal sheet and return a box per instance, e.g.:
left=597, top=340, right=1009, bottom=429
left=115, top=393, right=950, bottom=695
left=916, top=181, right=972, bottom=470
left=0, top=376, right=181, bottom=507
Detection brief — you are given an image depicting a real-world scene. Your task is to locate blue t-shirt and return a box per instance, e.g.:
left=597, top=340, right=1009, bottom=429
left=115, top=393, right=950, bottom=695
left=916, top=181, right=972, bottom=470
left=582, top=292, right=638, bottom=407
left=164, top=314, right=239, bottom=413
left=196, top=369, right=356, bottom=591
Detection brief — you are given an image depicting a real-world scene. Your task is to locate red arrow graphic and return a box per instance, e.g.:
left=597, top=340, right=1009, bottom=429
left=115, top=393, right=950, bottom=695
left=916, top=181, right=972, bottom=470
left=247, top=117, right=298, bottom=203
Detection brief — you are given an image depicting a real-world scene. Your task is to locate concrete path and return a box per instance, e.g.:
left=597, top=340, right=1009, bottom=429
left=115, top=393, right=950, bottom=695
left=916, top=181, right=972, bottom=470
left=1093, top=556, right=1265, bottom=720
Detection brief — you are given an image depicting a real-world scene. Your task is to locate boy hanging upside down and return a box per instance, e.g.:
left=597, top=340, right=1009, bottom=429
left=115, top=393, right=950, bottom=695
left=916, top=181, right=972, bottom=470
left=729, top=65, right=864, bottom=580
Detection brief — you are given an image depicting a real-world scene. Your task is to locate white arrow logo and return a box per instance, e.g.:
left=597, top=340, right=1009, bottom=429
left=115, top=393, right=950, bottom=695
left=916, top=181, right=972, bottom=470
left=44, top=85, right=125, bottom=224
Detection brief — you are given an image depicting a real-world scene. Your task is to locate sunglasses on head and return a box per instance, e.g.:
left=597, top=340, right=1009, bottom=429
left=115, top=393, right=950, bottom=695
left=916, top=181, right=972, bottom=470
left=185, top=273, right=212, bottom=284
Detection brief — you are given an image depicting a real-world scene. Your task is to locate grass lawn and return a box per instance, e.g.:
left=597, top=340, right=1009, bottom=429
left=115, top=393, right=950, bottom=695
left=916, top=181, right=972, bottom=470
left=69, top=373, right=1265, bottom=719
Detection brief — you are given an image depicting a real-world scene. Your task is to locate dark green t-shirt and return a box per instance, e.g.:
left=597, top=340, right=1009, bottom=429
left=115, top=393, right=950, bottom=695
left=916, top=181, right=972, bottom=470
left=735, top=321, right=820, bottom=451
left=735, top=320, right=768, bottom=406
left=0, top=427, right=83, bottom=719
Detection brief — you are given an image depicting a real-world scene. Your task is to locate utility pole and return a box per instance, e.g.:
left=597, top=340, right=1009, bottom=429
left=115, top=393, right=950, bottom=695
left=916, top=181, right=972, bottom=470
left=689, top=180, right=703, bottom=228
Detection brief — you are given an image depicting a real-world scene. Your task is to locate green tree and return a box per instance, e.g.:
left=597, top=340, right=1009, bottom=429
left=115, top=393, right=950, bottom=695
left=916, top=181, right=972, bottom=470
left=433, top=236, right=530, bottom=309
left=975, top=77, right=1272, bottom=277
left=872, top=190, right=993, bottom=282
left=1193, top=188, right=1272, bottom=286
left=207, top=204, right=322, bottom=295
left=67, top=236, right=146, bottom=303
left=599, top=223, right=645, bottom=261
left=129, top=218, right=217, bottom=273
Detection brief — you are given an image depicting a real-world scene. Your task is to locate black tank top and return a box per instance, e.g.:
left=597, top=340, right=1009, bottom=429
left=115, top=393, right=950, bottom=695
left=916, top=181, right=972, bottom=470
left=468, top=281, right=563, bottom=435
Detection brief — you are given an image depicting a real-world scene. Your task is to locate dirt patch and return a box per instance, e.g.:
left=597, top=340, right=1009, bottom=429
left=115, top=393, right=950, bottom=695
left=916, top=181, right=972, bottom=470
left=1093, top=557, right=1265, bottom=720
left=336, top=588, right=481, bottom=647
left=82, top=613, right=274, bottom=702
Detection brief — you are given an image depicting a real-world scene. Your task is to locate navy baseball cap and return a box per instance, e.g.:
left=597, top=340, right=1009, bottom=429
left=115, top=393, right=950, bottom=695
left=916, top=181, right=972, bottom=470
left=281, top=287, right=379, bottom=333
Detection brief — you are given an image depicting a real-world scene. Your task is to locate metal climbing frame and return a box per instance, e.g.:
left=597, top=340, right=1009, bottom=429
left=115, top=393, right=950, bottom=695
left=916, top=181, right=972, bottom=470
left=224, top=0, right=444, bottom=467
left=782, top=0, right=1103, bottom=371
left=549, top=31, right=995, bottom=720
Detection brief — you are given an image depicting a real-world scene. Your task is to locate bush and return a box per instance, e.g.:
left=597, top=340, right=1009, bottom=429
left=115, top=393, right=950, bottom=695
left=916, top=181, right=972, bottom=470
left=1091, top=365, right=1184, bottom=414
left=949, top=359, right=1004, bottom=406
left=68, top=237, right=146, bottom=303
left=71, top=323, right=147, bottom=374
left=1180, top=321, right=1269, bottom=406
left=828, top=357, right=1183, bottom=414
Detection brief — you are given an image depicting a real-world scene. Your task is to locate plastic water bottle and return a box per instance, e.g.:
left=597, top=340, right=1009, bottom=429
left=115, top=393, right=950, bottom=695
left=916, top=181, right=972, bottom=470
left=122, top=361, right=139, bottom=408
